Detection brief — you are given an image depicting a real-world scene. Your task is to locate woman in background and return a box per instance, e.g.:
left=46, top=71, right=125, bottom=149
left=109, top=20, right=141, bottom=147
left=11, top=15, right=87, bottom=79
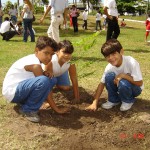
left=21, top=0, right=35, bottom=42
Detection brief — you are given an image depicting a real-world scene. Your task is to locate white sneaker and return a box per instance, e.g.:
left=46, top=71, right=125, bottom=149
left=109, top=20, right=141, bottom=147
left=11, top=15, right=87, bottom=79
left=102, top=101, right=120, bottom=109
left=120, top=102, right=133, bottom=111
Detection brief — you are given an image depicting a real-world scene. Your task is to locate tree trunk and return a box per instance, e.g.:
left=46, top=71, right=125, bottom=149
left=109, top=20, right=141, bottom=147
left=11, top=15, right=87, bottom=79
left=17, top=0, right=20, bottom=17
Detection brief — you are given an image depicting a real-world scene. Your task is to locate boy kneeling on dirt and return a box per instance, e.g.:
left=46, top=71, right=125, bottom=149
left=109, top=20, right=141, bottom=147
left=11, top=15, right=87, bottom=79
left=41, top=40, right=80, bottom=109
left=86, top=39, right=143, bottom=112
left=2, top=36, right=69, bottom=123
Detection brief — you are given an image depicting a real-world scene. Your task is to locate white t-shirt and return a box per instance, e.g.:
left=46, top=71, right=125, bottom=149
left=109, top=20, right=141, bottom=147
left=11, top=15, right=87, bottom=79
left=9, top=8, right=18, bottom=16
left=82, top=11, right=88, bottom=20
left=23, top=4, right=33, bottom=19
left=104, top=0, right=118, bottom=17
left=49, top=0, right=68, bottom=15
left=2, top=54, right=41, bottom=102
left=51, top=54, right=70, bottom=77
left=101, top=55, right=144, bottom=89
left=0, top=21, right=11, bottom=33
left=96, top=13, right=101, bottom=21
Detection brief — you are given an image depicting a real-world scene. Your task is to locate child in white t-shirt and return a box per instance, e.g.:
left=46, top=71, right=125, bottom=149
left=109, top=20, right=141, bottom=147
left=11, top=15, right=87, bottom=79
left=95, top=10, right=102, bottom=31
left=2, top=36, right=69, bottom=123
left=41, top=40, right=80, bottom=109
left=86, top=39, right=143, bottom=112
left=82, top=9, right=88, bottom=30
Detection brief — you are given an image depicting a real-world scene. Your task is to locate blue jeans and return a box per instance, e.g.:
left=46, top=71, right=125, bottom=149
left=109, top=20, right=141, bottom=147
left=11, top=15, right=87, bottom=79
left=105, top=72, right=142, bottom=103
left=12, top=76, right=57, bottom=112
left=11, top=15, right=17, bottom=24
left=56, top=71, right=70, bottom=86
left=23, top=19, right=35, bottom=42
left=0, top=16, right=2, bottom=27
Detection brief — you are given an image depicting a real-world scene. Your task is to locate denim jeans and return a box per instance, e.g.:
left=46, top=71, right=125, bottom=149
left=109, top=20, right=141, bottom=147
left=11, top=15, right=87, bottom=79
left=95, top=20, right=101, bottom=30
left=0, top=16, right=2, bottom=27
left=12, top=76, right=57, bottom=112
left=23, top=18, right=35, bottom=42
left=56, top=71, right=70, bottom=86
left=105, top=72, right=142, bottom=103
left=106, top=17, right=120, bottom=41
left=11, top=15, right=17, bottom=24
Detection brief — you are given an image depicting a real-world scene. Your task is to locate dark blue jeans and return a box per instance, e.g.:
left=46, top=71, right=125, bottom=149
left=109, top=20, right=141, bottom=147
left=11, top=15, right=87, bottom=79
left=106, top=17, right=120, bottom=41
left=96, top=20, right=101, bottom=30
left=23, top=18, right=35, bottom=42
left=12, top=76, right=57, bottom=113
left=105, top=72, right=142, bottom=103
left=0, top=16, right=2, bottom=27
left=72, top=17, right=78, bottom=32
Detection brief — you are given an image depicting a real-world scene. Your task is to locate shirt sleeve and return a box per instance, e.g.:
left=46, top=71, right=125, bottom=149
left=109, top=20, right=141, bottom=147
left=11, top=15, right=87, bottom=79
left=130, top=59, right=143, bottom=81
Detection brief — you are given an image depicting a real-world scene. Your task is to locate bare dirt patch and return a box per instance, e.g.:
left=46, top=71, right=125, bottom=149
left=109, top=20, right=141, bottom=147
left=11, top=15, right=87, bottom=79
left=0, top=87, right=150, bottom=150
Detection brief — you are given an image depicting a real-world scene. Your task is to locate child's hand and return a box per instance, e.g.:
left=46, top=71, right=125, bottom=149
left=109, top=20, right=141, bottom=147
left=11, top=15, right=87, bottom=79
left=43, top=71, right=54, bottom=78
left=56, top=107, right=71, bottom=114
left=85, top=103, right=97, bottom=111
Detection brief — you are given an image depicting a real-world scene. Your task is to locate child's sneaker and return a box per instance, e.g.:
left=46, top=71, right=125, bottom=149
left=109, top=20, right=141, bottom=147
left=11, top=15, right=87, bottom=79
left=101, top=101, right=120, bottom=109
left=19, top=109, right=40, bottom=123
left=120, top=102, right=133, bottom=111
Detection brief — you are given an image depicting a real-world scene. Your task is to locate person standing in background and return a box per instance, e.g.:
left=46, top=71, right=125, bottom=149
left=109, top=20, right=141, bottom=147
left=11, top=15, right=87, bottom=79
left=145, top=14, right=150, bottom=42
left=103, top=0, right=120, bottom=41
left=95, top=10, right=102, bottom=31
left=82, top=9, right=88, bottom=30
left=70, top=5, right=79, bottom=33
left=21, top=0, right=35, bottom=42
left=0, top=7, right=3, bottom=27
left=9, top=5, right=18, bottom=25
left=40, top=0, right=68, bottom=43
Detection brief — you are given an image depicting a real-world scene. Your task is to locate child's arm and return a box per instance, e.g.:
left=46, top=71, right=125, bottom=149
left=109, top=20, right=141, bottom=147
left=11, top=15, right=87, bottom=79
left=44, top=62, right=54, bottom=78
left=68, top=64, right=80, bottom=103
left=114, top=73, right=143, bottom=87
left=40, top=6, right=51, bottom=23
left=24, top=64, right=44, bottom=76
left=85, top=82, right=105, bottom=111
left=47, top=91, right=70, bottom=114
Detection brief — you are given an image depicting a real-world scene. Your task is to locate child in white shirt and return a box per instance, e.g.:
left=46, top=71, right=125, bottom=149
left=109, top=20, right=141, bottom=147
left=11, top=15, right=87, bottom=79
left=82, top=9, right=88, bottom=30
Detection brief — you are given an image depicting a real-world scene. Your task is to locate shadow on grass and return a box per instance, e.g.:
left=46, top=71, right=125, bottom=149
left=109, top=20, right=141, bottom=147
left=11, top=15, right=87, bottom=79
left=125, top=49, right=150, bottom=53
left=72, top=56, right=105, bottom=62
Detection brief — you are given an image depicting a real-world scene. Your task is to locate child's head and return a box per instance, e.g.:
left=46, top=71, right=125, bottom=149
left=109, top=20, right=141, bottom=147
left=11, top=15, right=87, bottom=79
left=57, top=40, right=74, bottom=63
left=101, top=39, right=123, bottom=58
left=35, top=36, right=58, bottom=52
left=35, top=36, right=58, bottom=65
left=17, top=21, right=22, bottom=27
left=4, top=17, right=10, bottom=21
left=58, top=40, right=74, bottom=54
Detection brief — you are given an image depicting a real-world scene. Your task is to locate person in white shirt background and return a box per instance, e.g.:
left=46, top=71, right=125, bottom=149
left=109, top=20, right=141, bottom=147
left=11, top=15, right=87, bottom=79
left=82, top=9, right=88, bottom=30
left=0, top=16, right=19, bottom=41
left=40, top=0, right=69, bottom=43
left=95, top=10, right=102, bottom=31
left=9, top=4, right=18, bottom=25
left=103, top=0, right=120, bottom=41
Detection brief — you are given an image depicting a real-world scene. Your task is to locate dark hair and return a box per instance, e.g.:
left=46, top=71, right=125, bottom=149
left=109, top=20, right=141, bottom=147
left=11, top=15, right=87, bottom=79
left=101, top=39, right=123, bottom=57
left=17, top=21, right=22, bottom=26
left=4, top=17, right=9, bottom=21
left=58, top=40, right=74, bottom=54
left=36, top=36, right=58, bottom=52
